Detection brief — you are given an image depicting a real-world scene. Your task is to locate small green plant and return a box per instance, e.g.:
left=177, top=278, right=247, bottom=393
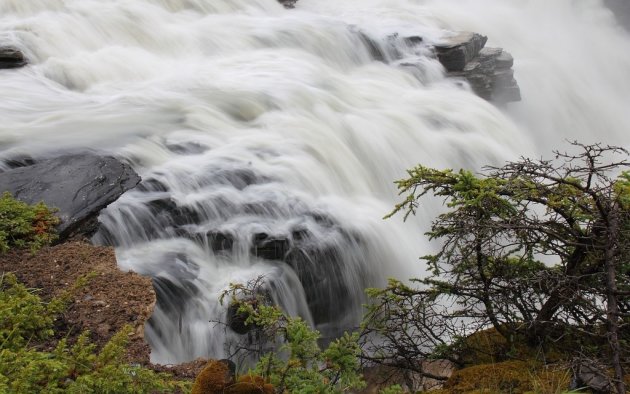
left=0, top=192, right=59, bottom=253
left=379, top=384, right=404, bottom=394
left=0, top=272, right=189, bottom=393
left=220, top=278, right=366, bottom=394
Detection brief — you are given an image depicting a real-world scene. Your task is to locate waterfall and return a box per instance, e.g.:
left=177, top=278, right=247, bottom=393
left=1, top=0, right=628, bottom=364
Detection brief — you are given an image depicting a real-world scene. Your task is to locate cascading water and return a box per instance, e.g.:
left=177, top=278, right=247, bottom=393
left=1, top=0, right=629, bottom=364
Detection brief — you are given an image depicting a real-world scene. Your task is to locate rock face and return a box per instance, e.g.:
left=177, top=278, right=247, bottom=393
left=434, top=32, right=521, bottom=102
left=0, top=154, right=140, bottom=241
left=355, top=29, right=521, bottom=103
left=0, top=46, right=26, bottom=69
left=434, top=32, right=488, bottom=72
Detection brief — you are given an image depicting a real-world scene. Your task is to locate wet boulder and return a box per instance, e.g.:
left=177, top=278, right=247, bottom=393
left=252, top=233, right=290, bottom=261
left=207, top=231, right=234, bottom=253
left=0, top=46, right=27, bottom=69
left=0, top=154, right=140, bottom=241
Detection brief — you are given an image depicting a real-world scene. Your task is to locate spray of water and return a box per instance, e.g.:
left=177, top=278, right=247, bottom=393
left=0, top=0, right=628, bottom=363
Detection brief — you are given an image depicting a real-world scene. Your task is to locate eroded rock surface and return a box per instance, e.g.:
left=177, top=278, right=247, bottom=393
left=434, top=32, right=488, bottom=72
left=0, top=154, right=140, bottom=241
left=446, top=46, right=521, bottom=102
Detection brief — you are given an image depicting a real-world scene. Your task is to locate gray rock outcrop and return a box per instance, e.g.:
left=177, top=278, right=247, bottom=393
left=0, top=46, right=26, bottom=69
left=434, top=32, right=521, bottom=102
left=355, top=29, right=521, bottom=103
left=434, top=32, right=488, bottom=72
left=0, top=154, right=140, bottom=241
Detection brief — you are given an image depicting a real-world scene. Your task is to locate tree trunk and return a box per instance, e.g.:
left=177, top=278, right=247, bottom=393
left=604, top=203, right=626, bottom=394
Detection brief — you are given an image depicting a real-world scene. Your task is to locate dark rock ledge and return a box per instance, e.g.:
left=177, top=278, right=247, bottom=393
left=357, top=29, right=521, bottom=103
left=0, top=154, right=140, bottom=241
left=434, top=32, right=521, bottom=102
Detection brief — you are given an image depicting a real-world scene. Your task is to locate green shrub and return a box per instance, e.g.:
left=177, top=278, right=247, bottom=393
left=0, top=192, right=59, bottom=253
left=220, top=280, right=366, bottom=394
left=0, top=272, right=189, bottom=393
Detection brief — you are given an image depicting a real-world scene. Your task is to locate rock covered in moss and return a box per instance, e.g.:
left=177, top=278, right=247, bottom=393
left=192, top=361, right=274, bottom=394
left=191, top=359, right=236, bottom=394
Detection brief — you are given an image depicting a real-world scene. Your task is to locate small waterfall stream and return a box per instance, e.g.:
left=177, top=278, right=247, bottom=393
left=1, top=0, right=629, bottom=364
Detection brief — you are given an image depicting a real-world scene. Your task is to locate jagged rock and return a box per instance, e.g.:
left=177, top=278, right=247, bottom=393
left=357, top=28, right=521, bottom=103
left=434, top=32, right=488, bottom=71
left=0, top=154, right=140, bottom=241
left=446, top=46, right=520, bottom=102
left=0, top=46, right=27, bottom=69
left=571, top=359, right=611, bottom=394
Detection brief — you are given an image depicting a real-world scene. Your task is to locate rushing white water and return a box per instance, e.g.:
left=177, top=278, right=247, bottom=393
left=1, top=0, right=628, bottom=364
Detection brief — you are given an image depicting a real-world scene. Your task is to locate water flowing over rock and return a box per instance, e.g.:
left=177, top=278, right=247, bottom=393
left=0, top=154, right=140, bottom=241
left=0, top=46, right=26, bottom=69
left=354, top=29, right=520, bottom=103
left=0, top=0, right=628, bottom=366
left=278, top=0, right=297, bottom=9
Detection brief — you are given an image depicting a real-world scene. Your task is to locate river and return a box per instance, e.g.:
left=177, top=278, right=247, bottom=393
left=0, top=0, right=628, bottom=364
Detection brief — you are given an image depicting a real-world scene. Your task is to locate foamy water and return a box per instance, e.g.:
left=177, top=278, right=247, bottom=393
left=0, top=0, right=628, bottom=363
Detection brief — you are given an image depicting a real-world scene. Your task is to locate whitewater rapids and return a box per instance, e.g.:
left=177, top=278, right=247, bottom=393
left=0, top=0, right=628, bottom=363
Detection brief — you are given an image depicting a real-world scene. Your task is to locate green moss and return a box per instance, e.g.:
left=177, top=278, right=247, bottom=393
left=426, top=361, right=574, bottom=394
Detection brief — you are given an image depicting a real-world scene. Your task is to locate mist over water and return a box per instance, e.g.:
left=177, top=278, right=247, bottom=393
left=1, top=0, right=628, bottom=363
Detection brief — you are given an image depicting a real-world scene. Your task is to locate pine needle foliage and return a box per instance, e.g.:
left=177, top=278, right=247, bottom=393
left=220, top=278, right=366, bottom=393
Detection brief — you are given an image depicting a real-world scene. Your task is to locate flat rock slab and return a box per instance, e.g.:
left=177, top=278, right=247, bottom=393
left=0, top=46, right=26, bottom=69
left=0, top=154, right=140, bottom=240
left=434, top=32, right=488, bottom=71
